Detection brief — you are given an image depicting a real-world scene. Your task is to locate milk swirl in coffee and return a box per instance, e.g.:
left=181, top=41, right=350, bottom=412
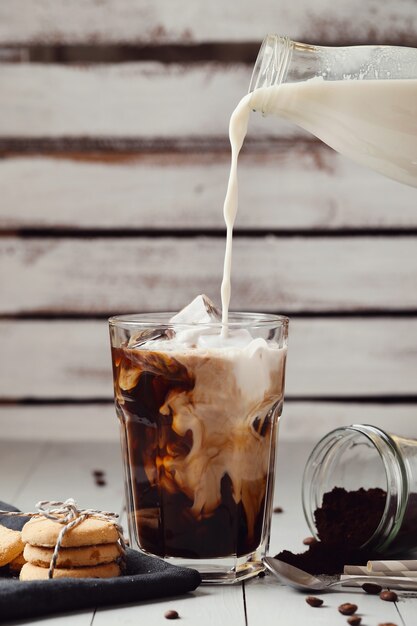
left=112, top=296, right=286, bottom=559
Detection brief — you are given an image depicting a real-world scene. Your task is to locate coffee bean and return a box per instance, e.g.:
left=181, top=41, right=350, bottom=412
left=338, top=603, right=358, bottom=615
left=92, top=469, right=105, bottom=477
left=380, top=590, right=398, bottom=602
left=164, top=609, right=179, bottom=619
left=362, top=582, right=382, bottom=595
left=273, top=506, right=283, bottom=513
left=95, top=478, right=107, bottom=487
left=347, top=616, right=361, bottom=626
left=302, top=536, right=317, bottom=546
left=305, top=596, right=323, bottom=607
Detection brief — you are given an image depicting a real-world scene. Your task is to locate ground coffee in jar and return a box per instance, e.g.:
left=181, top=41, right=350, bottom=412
left=277, top=425, right=417, bottom=575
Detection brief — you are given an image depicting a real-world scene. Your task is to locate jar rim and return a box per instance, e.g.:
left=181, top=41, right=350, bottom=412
left=302, top=424, right=409, bottom=552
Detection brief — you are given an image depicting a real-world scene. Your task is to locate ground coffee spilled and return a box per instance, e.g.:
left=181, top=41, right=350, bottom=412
left=275, top=487, right=386, bottom=575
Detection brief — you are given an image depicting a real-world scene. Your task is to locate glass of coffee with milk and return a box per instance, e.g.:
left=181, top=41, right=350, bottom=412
left=110, top=298, right=288, bottom=583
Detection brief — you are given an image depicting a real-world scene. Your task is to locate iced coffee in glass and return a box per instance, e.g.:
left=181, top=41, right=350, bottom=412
left=109, top=296, right=288, bottom=583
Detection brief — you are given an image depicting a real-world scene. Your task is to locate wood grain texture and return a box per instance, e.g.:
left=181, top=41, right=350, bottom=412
left=0, top=1, right=416, bottom=45
left=0, top=440, right=47, bottom=503
left=2, top=150, right=417, bottom=230
left=244, top=575, right=401, bottom=626
left=1, top=319, right=417, bottom=398
left=11, top=441, right=124, bottom=515
left=1, top=237, right=417, bottom=314
left=94, top=587, right=245, bottom=626
left=0, top=62, right=305, bottom=139
left=282, top=402, right=417, bottom=441
left=270, top=441, right=311, bottom=552
left=0, top=405, right=118, bottom=442
left=395, top=598, right=417, bottom=626
left=2, top=402, right=417, bottom=442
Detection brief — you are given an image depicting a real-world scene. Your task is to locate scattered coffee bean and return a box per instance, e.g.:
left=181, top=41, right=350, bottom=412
left=347, top=616, right=361, bottom=626
left=338, top=603, right=358, bottom=615
left=92, top=469, right=105, bottom=477
left=273, top=506, right=284, bottom=513
left=362, top=582, right=382, bottom=595
left=380, top=590, right=398, bottom=602
left=302, top=536, right=317, bottom=546
left=305, top=596, right=323, bottom=607
left=164, top=609, right=179, bottom=619
left=95, top=478, right=107, bottom=487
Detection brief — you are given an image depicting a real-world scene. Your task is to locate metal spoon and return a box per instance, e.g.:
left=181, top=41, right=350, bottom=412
left=263, top=556, right=417, bottom=592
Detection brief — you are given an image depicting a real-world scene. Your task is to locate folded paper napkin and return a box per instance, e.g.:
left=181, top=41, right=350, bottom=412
left=0, top=501, right=201, bottom=624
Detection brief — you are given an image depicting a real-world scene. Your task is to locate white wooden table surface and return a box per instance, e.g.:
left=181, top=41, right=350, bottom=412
left=1, top=439, right=415, bottom=626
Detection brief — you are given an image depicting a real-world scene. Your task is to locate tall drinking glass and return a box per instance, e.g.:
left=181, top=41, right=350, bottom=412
left=109, top=312, right=289, bottom=583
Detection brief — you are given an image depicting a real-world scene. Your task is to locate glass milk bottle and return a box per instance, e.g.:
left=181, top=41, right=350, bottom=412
left=249, top=35, right=417, bottom=187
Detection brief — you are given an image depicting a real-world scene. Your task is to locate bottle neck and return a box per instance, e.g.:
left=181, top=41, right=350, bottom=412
left=248, top=35, right=322, bottom=116
left=249, top=35, right=293, bottom=93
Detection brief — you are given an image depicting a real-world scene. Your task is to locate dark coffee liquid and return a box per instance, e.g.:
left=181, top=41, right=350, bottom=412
left=112, top=346, right=277, bottom=559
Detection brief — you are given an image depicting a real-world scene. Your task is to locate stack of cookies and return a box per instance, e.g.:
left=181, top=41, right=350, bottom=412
left=20, top=516, right=123, bottom=580
left=0, top=525, right=25, bottom=574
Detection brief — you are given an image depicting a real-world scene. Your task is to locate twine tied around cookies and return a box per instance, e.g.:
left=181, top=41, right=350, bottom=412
left=0, top=499, right=127, bottom=578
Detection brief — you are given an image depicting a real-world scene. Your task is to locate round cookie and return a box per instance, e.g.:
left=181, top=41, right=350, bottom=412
left=0, top=527, right=24, bottom=567
left=8, top=551, right=26, bottom=573
left=20, top=561, right=121, bottom=581
left=22, top=516, right=119, bottom=548
left=24, top=542, right=121, bottom=568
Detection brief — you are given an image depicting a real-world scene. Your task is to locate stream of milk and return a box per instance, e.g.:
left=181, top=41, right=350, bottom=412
left=220, top=78, right=417, bottom=328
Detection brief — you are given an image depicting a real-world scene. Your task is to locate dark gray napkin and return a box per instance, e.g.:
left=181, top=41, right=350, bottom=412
left=0, top=501, right=201, bottom=624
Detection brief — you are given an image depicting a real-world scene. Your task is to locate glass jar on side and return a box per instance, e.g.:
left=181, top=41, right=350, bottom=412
left=302, top=424, right=417, bottom=554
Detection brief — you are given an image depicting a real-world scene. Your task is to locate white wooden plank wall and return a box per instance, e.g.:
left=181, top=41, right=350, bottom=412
left=0, top=1, right=416, bottom=442
left=0, top=1, right=416, bottom=45
left=2, top=151, right=417, bottom=229
left=2, top=238, right=417, bottom=313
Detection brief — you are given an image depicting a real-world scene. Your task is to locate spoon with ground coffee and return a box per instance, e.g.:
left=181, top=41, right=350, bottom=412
left=263, top=557, right=417, bottom=592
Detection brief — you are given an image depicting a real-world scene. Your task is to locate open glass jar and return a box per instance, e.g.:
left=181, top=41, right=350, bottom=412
left=302, top=425, right=417, bottom=554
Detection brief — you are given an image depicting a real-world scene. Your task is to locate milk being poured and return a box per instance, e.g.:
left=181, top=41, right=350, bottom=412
left=221, top=93, right=252, bottom=330
left=221, top=78, right=417, bottom=326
